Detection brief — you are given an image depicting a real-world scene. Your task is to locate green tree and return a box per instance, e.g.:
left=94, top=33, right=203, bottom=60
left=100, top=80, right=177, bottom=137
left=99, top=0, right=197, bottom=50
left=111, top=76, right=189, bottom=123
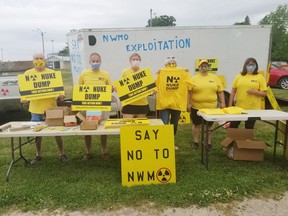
left=58, top=44, right=69, bottom=56
left=259, top=4, right=288, bottom=62
left=146, top=15, right=176, bottom=27
left=234, top=15, right=251, bottom=25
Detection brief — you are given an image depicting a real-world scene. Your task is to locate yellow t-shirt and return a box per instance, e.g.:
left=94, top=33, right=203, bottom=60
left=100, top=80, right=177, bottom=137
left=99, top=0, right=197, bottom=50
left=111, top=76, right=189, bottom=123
left=189, top=73, right=224, bottom=109
left=121, top=68, right=148, bottom=106
left=232, top=73, right=267, bottom=110
left=78, top=69, right=111, bottom=85
left=25, top=68, right=58, bottom=114
left=156, top=67, right=190, bottom=111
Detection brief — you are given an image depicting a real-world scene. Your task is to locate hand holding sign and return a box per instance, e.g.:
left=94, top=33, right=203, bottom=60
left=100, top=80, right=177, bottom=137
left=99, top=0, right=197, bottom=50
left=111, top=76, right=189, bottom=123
left=18, top=71, right=64, bottom=100
left=113, top=68, right=156, bottom=106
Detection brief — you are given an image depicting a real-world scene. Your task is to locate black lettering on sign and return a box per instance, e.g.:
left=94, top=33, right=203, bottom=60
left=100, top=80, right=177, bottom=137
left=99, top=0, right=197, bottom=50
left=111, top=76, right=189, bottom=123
left=93, top=86, right=107, bottom=92
left=33, top=81, right=51, bottom=88
left=154, top=148, right=169, bottom=159
left=135, top=129, right=159, bottom=140
left=128, top=171, right=155, bottom=182
left=85, top=94, right=100, bottom=100
left=128, top=80, right=143, bottom=91
left=132, top=71, right=147, bottom=81
left=127, top=150, right=142, bottom=160
left=41, top=73, right=56, bottom=79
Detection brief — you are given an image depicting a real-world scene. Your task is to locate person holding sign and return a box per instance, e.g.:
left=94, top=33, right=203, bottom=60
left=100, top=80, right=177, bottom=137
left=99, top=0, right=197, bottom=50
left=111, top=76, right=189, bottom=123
left=78, top=52, right=112, bottom=159
left=228, top=57, right=267, bottom=129
left=120, top=53, right=150, bottom=118
left=21, top=53, right=68, bottom=164
left=156, top=57, right=190, bottom=150
left=188, top=59, right=225, bottom=151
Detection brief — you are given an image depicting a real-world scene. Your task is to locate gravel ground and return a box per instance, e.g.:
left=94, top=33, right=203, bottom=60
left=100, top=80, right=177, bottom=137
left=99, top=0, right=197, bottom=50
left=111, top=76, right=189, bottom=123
left=3, top=192, right=288, bottom=216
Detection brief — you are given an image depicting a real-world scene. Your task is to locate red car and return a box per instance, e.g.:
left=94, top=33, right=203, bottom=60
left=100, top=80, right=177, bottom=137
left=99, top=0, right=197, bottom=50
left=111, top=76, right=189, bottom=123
left=268, top=64, right=288, bottom=89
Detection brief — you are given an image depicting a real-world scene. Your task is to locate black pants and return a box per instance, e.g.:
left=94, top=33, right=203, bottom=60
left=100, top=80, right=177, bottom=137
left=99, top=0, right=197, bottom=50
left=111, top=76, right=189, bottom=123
left=229, top=120, right=256, bottom=129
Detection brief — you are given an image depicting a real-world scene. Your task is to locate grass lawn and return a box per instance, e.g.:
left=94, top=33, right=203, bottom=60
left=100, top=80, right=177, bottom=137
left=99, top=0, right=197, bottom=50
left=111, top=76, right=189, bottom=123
left=0, top=70, right=288, bottom=213
left=0, top=116, right=288, bottom=213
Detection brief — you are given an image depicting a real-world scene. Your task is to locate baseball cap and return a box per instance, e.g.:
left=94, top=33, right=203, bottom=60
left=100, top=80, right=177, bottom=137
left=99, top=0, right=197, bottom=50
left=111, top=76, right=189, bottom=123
left=199, top=59, right=209, bottom=66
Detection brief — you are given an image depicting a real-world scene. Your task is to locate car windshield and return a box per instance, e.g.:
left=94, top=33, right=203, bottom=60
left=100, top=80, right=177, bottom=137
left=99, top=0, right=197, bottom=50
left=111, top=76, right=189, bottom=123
left=271, top=64, right=280, bottom=69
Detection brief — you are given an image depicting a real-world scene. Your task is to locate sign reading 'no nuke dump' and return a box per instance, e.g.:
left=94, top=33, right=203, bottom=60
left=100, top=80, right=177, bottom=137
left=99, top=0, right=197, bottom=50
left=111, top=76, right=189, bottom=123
left=18, top=71, right=64, bottom=100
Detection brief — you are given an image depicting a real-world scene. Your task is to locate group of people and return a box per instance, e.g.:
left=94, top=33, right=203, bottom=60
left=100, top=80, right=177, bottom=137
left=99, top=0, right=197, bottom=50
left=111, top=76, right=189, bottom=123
left=23, top=52, right=267, bottom=164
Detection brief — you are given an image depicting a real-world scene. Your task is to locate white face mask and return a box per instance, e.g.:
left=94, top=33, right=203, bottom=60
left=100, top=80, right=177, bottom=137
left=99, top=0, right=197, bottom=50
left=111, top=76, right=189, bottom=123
left=131, top=60, right=140, bottom=67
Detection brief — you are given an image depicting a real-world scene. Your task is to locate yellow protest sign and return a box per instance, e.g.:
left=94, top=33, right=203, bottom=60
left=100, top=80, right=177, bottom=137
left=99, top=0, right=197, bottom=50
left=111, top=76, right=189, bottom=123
left=104, top=118, right=150, bottom=129
left=178, top=111, right=191, bottom=124
left=195, top=58, right=218, bottom=74
left=113, top=68, right=156, bottom=106
left=266, top=86, right=281, bottom=110
left=18, top=71, right=64, bottom=100
left=72, top=85, right=112, bottom=111
left=120, top=125, right=176, bottom=187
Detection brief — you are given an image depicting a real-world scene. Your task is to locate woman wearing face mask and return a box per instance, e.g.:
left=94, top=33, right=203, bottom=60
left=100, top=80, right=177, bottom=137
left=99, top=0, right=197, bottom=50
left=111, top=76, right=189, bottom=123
left=78, top=52, right=112, bottom=159
left=228, top=57, right=267, bottom=129
left=156, top=57, right=190, bottom=150
left=188, top=59, right=225, bottom=151
left=121, top=53, right=150, bottom=118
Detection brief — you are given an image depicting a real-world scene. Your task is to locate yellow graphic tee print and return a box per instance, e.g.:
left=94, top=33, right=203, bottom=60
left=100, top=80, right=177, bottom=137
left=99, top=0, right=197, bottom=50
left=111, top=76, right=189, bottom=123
left=156, top=67, right=190, bottom=111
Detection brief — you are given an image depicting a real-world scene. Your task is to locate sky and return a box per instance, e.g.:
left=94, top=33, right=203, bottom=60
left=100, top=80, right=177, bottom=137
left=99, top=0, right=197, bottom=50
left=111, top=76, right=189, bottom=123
left=0, top=0, right=286, bottom=61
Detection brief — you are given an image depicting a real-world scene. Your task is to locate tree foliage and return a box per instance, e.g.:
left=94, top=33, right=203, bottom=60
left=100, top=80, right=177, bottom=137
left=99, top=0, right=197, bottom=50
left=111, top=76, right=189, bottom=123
left=147, top=15, right=176, bottom=27
left=259, top=4, right=288, bottom=62
left=234, top=16, right=251, bottom=25
left=58, top=44, right=69, bottom=56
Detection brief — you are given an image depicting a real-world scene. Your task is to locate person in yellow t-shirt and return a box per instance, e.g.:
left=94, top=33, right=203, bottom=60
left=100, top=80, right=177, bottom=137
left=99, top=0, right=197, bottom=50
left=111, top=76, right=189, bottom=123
left=188, top=59, right=225, bottom=151
left=156, top=57, right=190, bottom=150
left=229, top=57, right=267, bottom=129
left=78, top=52, right=112, bottom=160
left=21, top=53, right=68, bottom=165
left=121, top=53, right=149, bottom=118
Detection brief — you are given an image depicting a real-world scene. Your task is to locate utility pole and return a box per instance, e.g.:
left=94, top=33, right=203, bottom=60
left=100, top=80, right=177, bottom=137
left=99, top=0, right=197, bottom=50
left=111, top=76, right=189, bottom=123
left=33, top=28, right=46, bottom=55
left=150, top=9, right=153, bottom=27
left=51, top=40, right=54, bottom=69
left=0, top=48, right=3, bottom=62
left=51, top=40, right=54, bottom=54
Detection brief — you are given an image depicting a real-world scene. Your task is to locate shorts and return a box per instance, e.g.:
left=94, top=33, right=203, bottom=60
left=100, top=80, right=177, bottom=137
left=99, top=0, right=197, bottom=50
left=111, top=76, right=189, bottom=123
left=190, top=108, right=213, bottom=127
left=121, top=104, right=149, bottom=115
left=31, top=113, right=44, bottom=122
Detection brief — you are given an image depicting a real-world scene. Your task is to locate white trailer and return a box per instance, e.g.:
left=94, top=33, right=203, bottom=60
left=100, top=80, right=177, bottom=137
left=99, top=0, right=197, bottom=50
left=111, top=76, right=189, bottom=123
left=67, top=25, right=272, bottom=101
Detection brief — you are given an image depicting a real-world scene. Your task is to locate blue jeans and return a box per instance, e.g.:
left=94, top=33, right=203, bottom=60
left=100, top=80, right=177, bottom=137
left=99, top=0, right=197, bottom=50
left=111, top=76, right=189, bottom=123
left=159, top=109, right=181, bottom=135
left=31, top=113, right=44, bottom=122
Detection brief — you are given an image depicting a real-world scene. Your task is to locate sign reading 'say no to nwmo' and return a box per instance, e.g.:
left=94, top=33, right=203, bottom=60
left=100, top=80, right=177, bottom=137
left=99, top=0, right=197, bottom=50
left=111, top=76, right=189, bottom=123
left=120, top=125, right=176, bottom=187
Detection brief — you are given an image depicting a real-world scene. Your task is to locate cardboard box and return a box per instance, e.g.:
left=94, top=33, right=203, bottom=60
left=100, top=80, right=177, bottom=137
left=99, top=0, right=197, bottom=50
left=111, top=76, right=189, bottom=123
left=80, top=121, right=98, bottom=130
left=63, top=115, right=77, bottom=127
left=76, top=112, right=98, bottom=130
left=221, top=128, right=266, bottom=161
left=45, top=106, right=70, bottom=126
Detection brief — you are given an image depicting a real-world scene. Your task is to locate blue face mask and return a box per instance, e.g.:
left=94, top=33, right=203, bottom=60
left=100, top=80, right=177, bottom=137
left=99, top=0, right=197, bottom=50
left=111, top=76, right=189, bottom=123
left=246, top=65, right=256, bottom=72
left=91, top=62, right=100, bottom=70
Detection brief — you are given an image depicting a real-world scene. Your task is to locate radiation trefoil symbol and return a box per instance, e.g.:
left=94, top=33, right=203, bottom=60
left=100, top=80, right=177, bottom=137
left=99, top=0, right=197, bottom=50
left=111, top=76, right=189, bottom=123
left=173, top=77, right=180, bottom=83
left=83, top=86, right=90, bottom=92
left=123, top=78, right=130, bottom=85
left=1, top=88, right=9, bottom=96
left=179, top=115, right=186, bottom=123
left=156, top=167, right=172, bottom=183
left=30, top=74, right=37, bottom=81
